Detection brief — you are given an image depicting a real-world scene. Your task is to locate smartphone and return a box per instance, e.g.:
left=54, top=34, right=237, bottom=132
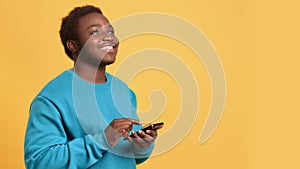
left=130, top=122, right=164, bottom=137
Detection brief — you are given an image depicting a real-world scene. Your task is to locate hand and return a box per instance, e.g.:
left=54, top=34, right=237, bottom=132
left=125, top=124, right=163, bottom=150
left=105, top=118, right=141, bottom=147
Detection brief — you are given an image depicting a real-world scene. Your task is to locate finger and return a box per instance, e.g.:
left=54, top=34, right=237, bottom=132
left=145, top=130, right=157, bottom=138
left=131, top=131, right=140, bottom=138
left=127, top=131, right=143, bottom=143
left=112, top=121, right=134, bottom=131
left=125, top=134, right=138, bottom=143
left=118, top=125, right=132, bottom=135
left=138, top=130, right=155, bottom=144
left=112, top=118, right=138, bottom=125
left=142, top=124, right=151, bottom=129
left=137, top=130, right=147, bottom=138
left=127, top=118, right=142, bottom=125
left=113, top=120, right=134, bottom=126
left=120, top=123, right=133, bottom=131
left=138, top=131, right=155, bottom=144
left=113, top=119, right=139, bottom=128
left=109, top=120, right=125, bottom=130
left=122, top=129, right=129, bottom=137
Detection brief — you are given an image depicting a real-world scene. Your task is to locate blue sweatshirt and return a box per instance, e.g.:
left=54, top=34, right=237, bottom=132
left=24, top=69, right=153, bottom=169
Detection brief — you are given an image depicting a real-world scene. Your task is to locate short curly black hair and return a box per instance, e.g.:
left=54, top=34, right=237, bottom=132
left=59, top=5, right=102, bottom=60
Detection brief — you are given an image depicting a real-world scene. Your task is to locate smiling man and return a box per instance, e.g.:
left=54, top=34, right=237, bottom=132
left=24, top=5, right=161, bottom=169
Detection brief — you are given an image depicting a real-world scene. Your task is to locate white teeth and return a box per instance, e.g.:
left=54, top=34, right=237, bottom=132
left=101, top=46, right=113, bottom=50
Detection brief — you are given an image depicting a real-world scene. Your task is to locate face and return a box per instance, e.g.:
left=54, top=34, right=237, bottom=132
left=76, top=12, right=119, bottom=66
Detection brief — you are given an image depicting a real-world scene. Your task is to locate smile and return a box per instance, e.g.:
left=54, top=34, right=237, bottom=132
left=101, top=46, right=113, bottom=50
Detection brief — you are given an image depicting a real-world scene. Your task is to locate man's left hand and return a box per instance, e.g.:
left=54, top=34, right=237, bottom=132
left=125, top=127, right=158, bottom=150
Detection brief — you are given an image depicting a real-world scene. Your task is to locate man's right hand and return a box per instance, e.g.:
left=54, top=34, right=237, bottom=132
left=105, top=118, right=141, bottom=147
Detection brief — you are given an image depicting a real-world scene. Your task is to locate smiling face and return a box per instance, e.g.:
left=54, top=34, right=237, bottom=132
left=76, top=12, right=119, bottom=66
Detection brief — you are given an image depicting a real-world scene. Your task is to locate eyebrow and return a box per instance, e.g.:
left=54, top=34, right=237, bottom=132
left=86, top=24, right=114, bottom=30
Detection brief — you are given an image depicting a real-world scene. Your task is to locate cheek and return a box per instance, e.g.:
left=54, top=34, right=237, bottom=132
left=87, top=37, right=100, bottom=46
left=83, top=38, right=100, bottom=51
left=80, top=34, right=99, bottom=45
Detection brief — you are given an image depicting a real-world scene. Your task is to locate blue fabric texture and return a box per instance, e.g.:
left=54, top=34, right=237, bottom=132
left=24, top=69, right=153, bottom=169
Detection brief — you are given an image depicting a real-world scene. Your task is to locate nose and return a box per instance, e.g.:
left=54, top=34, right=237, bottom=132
left=102, top=33, right=114, bottom=42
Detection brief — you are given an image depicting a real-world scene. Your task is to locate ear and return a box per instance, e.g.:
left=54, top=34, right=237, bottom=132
left=66, top=40, right=79, bottom=55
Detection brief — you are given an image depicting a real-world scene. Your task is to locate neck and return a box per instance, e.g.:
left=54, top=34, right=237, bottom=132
left=73, top=62, right=107, bottom=84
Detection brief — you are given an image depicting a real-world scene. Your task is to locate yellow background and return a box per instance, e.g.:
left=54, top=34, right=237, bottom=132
left=0, top=0, right=299, bottom=168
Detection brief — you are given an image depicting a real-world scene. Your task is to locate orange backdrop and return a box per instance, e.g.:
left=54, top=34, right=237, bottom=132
left=0, top=0, right=299, bottom=168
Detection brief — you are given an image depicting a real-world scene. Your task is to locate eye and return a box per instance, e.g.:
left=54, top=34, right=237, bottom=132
left=108, top=30, right=115, bottom=35
left=91, top=30, right=99, bottom=35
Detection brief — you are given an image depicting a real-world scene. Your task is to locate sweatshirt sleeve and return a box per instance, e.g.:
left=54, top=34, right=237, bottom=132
left=24, top=96, right=111, bottom=169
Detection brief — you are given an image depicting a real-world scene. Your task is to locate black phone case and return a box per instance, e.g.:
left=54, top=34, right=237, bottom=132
left=130, top=122, right=164, bottom=137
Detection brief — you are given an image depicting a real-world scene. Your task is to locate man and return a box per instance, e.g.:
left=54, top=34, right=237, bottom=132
left=24, top=5, right=162, bottom=169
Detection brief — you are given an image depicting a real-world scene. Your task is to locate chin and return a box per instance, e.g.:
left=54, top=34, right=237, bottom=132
left=99, top=60, right=115, bottom=66
left=99, top=54, right=116, bottom=66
